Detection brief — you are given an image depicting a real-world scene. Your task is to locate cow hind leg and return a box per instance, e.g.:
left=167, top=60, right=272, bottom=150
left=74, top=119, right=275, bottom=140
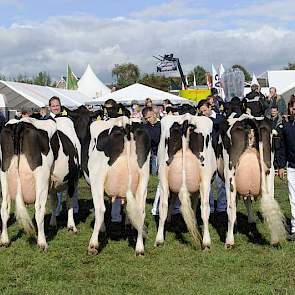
left=0, top=174, right=11, bottom=246
left=155, top=178, right=169, bottom=247
left=34, top=169, right=50, bottom=251
left=225, top=175, right=237, bottom=249
left=199, top=181, right=211, bottom=250
left=66, top=186, right=78, bottom=233
left=88, top=170, right=106, bottom=255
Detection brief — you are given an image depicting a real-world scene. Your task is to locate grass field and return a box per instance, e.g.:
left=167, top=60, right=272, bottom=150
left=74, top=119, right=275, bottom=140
left=0, top=176, right=294, bottom=295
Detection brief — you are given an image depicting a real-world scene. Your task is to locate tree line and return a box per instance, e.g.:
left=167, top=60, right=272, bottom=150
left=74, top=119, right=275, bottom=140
left=0, top=62, right=295, bottom=91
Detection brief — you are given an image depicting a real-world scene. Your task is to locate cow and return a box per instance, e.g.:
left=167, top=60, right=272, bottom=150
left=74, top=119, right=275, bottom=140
left=87, top=116, right=151, bottom=255
left=0, top=118, right=56, bottom=250
left=49, top=116, right=81, bottom=233
left=218, top=114, right=286, bottom=248
left=155, top=113, right=216, bottom=250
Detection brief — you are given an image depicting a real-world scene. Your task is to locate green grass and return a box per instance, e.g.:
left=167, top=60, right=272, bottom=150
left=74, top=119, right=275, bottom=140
left=0, top=177, right=294, bottom=295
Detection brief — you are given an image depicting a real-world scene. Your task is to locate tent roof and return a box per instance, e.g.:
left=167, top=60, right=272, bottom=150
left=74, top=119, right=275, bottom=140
left=0, top=80, right=91, bottom=110
left=93, top=83, right=189, bottom=105
left=77, top=64, right=111, bottom=99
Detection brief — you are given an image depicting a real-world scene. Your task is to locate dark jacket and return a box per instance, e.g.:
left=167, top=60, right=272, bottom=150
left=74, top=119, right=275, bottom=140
left=264, top=95, right=286, bottom=116
left=144, top=121, right=161, bottom=155
left=243, top=91, right=264, bottom=117
left=276, top=117, right=295, bottom=169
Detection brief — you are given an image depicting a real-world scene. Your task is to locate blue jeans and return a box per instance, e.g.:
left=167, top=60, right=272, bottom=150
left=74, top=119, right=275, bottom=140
left=209, top=174, right=227, bottom=213
left=150, top=153, right=158, bottom=176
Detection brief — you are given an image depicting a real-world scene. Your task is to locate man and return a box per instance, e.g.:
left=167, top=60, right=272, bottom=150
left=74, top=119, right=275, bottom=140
left=277, top=101, right=295, bottom=240
left=198, top=99, right=227, bottom=220
left=243, top=84, right=265, bottom=117
left=265, top=87, right=286, bottom=117
left=267, top=105, right=283, bottom=169
left=48, top=96, right=79, bottom=217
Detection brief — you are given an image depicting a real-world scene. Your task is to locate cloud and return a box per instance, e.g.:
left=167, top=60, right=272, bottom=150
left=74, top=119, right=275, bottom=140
left=0, top=13, right=294, bottom=83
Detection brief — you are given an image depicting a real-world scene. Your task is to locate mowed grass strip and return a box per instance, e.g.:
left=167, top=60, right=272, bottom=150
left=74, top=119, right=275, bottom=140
left=0, top=177, right=294, bottom=295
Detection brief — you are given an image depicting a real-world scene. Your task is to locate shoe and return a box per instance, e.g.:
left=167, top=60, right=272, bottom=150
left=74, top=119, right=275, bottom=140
left=109, top=222, right=124, bottom=241
left=288, top=232, right=295, bottom=241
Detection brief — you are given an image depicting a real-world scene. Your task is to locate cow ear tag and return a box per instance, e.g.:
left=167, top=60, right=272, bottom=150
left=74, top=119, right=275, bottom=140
left=96, top=116, right=101, bottom=121
left=62, top=109, right=68, bottom=116
left=118, top=108, right=123, bottom=115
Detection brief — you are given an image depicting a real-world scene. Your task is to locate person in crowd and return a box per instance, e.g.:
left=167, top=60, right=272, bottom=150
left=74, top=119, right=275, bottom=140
left=267, top=105, right=283, bottom=169
left=39, top=106, right=50, bottom=120
left=211, top=87, right=224, bottom=114
left=276, top=100, right=295, bottom=240
left=48, top=96, right=79, bottom=217
left=0, top=108, right=6, bottom=131
left=265, top=87, right=286, bottom=117
left=130, top=100, right=142, bottom=119
left=20, top=108, right=31, bottom=118
left=198, top=99, right=227, bottom=220
left=144, top=98, right=159, bottom=119
left=243, top=84, right=265, bottom=117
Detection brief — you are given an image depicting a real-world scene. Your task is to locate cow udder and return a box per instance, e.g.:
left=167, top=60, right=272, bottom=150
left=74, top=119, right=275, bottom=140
left=235, top=148, right=261, bottom=197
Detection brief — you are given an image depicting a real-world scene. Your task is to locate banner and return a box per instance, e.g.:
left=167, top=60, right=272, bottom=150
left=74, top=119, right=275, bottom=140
left=66, top=65, right=78, bottom=90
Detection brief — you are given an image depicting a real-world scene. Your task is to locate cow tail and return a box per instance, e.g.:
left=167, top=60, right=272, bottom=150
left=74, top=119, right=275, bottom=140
left=258, top=141, right=285, bottom=244
left=13, top=132, right=35, bottom=236
left=125, top=121, right=146, bottom=237
left=178, top=130, right=202, bottom=248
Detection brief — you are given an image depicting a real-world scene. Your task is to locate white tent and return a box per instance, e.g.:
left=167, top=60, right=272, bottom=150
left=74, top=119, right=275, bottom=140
left=0, top=80, right=91, bottom=109
left=78, top=64, right=111, bottom=99
left=95, top=83, right=189, bottom=105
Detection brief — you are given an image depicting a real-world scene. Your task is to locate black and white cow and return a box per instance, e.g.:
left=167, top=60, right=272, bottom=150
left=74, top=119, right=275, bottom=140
left=0, top=118, right=56, bottom=250
left=49, top=116, right=81, bottom=233
left=87, top=116, right=151, bottom=255
left=155, top=114, right=216, bottom=249
left=218, top=114, right=286, bottom=248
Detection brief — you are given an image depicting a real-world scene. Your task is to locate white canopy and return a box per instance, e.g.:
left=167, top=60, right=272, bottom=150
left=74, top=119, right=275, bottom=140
left=78, top=64, right=111, bottom=99
left=94, top=83, right=189, bottom=105
left=0, top=80, right=91, bottom=109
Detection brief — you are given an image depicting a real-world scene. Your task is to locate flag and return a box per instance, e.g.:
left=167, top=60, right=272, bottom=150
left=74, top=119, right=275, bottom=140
left=251, top=72, right=259, bottom=86
left=66, top=65, right=78, bottom=90
left=193, top=73, right=197, bottom=87
left=219, top=64, right=226, bottom=100
left=206, top=72, right=212, bottom=88
left=212, top=64, right=219, bottom=88
left=219, top=64, right=225, bottom=78
left=185, top=75, right=189, bottom=87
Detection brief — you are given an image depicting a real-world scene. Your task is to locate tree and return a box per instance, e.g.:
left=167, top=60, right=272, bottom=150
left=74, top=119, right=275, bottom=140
left=232, top=64, right=251, bottom=82
left=138, top=73, right=170, bottom=91
left=284, top=62, right=295, bottom=70
left=188, top=65, right=207, bottom=86
left=13, top=73, right=33, bottom=84
left=34, top=71, right=51, bottom=86
left=112, top=63, right=140, bottom=89
left=0, top=73, right=6, bottom=81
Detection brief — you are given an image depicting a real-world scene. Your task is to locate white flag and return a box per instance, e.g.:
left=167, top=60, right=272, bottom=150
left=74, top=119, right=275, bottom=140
left=193, top=73, right=196, bottom=87
left=251, top=72, right=259, bottom=86
left=219, top=64, right=225, bottom=77
left=185, top=75, right=189, bottom=87
left=212, top=64, right=219, bottom=88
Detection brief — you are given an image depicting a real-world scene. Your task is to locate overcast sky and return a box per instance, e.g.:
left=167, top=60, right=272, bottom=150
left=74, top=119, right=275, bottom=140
left=0, top=0, right=294, bottom=83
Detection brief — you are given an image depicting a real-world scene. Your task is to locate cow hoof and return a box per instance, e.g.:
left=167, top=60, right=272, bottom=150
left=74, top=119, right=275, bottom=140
left=135, top=250, right=144, bottom=257
left=271, top=242, right=281, bottom=249
left=88, top=244, right=98, bottom=255
left=154, top=240, right=164, bottom=247
left=0, top=240, right=10, bottom=247
left=38, top=243, right=48, bottom=252
left=225, top=243, right=234, bottom=250
left=68, top=227, right=78, bottom=234
left=202, top=245, right=211, bottom=251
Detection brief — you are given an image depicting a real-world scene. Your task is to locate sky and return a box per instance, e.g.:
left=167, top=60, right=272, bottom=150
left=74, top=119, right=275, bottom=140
left=0, top=0, right=295, bottom=83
